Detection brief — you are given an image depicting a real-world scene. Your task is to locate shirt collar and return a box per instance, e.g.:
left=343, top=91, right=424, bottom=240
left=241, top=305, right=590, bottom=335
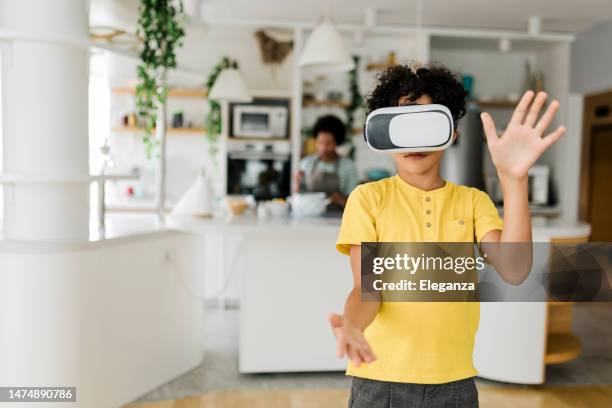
left=393, top=174, right=453, bottom=196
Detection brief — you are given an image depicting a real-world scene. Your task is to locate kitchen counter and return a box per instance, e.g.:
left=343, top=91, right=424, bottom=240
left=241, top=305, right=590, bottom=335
left=0, top=212, right=175, bottom=252
left=168, top=212, right=591, bottom=379
left=168, top=213, right=342, bottom=235
left=169, top=212, right=590, bottom=241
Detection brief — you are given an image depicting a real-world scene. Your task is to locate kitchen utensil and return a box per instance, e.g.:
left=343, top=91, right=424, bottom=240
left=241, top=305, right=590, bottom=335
left=288, top=192, right=330, bottom=217
left=171, top=169, right=214, bottom=217
left=225, top=195, right=254, bottom=216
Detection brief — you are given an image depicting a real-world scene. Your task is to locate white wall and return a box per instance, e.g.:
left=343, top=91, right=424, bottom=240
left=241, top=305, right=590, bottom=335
left=534, top=42, right=576, bottom=219
left=567, top=20, right=612, bottom=221
left=431, top=47, right=537, bottom=101
left=571, top=20, right=612, bottom=94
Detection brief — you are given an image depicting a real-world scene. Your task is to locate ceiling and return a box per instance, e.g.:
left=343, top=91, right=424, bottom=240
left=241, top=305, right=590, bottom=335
left=194, top=0, right=611, bottom=33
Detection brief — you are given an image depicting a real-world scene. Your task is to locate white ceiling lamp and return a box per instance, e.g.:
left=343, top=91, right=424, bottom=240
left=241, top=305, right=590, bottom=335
left=499, top=38, right=511, bottom=52
left=299, top=14, right=354, bottom=75
left=528, top=16, right=542, bottom=36
left=364, top=8, right=377, bottom=28
left=208, top=65, right=252, bottom=102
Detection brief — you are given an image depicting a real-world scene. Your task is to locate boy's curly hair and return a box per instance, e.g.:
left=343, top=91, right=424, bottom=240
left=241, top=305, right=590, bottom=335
left=366, top=64, right=467, bottom=128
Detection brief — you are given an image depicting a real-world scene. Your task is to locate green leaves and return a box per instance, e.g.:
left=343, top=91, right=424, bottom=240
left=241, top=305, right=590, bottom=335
left=345, top=55, right=363, bottom=135
left=205, top=56, right=236, bottom=155
left=135, top=0, right=186, bottom=158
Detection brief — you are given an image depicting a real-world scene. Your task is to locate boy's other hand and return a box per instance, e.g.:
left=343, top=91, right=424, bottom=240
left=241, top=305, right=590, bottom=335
left=328, top=313, right=377, bottom=367
left=480, top=90, right=566, bottom=180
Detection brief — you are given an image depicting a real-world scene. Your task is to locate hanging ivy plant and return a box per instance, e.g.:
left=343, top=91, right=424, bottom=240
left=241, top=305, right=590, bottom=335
left=345, top=55, right=363, bottom=136
left=344, top=55, right=363, bottom=159
left=205, top=56, right=238, bottom=157
left=135, top=0, right=186, bottom=158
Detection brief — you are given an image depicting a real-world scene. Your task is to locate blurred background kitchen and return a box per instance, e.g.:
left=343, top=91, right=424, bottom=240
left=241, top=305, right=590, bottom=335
left=1, top=0, right=612, bottom=407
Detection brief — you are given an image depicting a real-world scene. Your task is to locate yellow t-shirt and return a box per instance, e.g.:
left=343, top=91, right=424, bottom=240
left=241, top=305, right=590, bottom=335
left=336, top=175, right=504, bottom=384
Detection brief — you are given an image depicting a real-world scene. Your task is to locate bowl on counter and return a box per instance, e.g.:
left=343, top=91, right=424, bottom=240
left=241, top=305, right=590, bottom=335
left=225, top=195, right=255, bottom=216
left=257, top=198, right=290, bottom=219
left=288, top=192, right=330, bottom=217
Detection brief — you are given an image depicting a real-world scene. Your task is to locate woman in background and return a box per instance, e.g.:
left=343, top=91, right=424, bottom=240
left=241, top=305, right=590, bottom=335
left=295, top=115, right=359, bottom=210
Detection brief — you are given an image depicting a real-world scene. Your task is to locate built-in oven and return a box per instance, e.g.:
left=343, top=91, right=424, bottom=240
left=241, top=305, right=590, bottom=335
left=226, top=139, right=291, bottom=201
left=230, top=97, right=290, bottom=139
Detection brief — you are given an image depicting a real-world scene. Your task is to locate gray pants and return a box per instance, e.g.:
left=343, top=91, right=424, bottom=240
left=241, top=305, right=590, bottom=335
left=348, top=376, right=478, bottom=408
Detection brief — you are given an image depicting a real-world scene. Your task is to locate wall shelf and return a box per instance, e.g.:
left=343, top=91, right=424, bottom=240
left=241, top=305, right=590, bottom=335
left=112, top=127, right=206, bottom=135
left=112, top=87, right=207, bottom=99
left=365, top=62, right=395, bottom=71
left=228, top=136, right=289, bottom=142
left=302, top=99, right=349, bottom=109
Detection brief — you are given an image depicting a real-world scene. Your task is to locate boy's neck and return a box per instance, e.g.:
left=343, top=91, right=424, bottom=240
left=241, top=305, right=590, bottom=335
left=397, top=169, right=446, bottom=192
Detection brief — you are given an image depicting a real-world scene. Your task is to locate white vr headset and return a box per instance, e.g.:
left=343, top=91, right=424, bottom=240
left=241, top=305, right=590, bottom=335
left=364, top=104, right=455, bottom=153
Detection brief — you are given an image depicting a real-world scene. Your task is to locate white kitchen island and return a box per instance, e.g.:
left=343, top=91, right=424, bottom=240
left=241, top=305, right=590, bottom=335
left=169, top=214, right=590, bottom=383
left=170, top=215, right=352, bottom=373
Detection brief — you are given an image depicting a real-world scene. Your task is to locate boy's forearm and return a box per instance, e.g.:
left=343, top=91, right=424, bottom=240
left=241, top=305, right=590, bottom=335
left=343, top=287, right=380, bottom=331
left=484, top=173, right=533, bottom=285
left=499, top=173, right=532, bottom=243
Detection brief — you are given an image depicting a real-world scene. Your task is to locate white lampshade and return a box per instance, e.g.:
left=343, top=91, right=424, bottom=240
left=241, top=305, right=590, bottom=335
left=299, top=16, right=355, bottom=75
left=208, top=68, right=252, bottom=102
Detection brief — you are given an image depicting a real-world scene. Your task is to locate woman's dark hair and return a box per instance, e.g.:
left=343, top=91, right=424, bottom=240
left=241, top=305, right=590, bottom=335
left=366, top=64, right=467, bottom=128
left=312, top=115, right=347, bottom=145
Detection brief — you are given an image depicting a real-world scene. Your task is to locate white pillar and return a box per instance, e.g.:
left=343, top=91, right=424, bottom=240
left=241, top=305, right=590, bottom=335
left=1, top=0, right=90, bottom=241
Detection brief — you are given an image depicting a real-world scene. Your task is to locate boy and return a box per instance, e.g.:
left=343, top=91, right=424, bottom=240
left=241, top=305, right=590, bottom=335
left=330, top=65, right=565, bottom=407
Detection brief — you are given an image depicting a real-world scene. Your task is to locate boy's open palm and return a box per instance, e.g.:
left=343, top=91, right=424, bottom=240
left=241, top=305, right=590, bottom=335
left=480, top=90, right=566, bottom=179
left=328, top=313, right=376, bottom=367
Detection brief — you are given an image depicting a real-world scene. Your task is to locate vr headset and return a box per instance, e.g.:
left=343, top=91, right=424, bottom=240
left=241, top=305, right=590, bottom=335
left=364, top=104, right=455, bottom=153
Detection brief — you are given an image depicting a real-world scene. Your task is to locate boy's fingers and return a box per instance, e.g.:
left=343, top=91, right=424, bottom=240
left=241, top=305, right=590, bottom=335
left=328, top=313, right=343, bottom=329
left=360, top=343, right=377, bottom=362
left=535, top=100, right=559, bottom=134
left=542, top=126, right=566, bottom=149
left=524, top=92, right=548, bottom=127
left=480, top=112, right=498, bottom=145
left=347, top=345, right=362, bottom=367
left=363, top=342, right=376, bottom=360
left=509, top=90, right=534, bottom=125
left=357, top=348, right=374, bottom=364
left=336, top=335, right=347, bottom=358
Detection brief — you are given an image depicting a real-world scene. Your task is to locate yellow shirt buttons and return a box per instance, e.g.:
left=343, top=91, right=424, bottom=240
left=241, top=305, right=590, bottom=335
left=425, top=209, right=431, bottom=215
left=426, top=222, right=432, bottom=228
left=425, top=196, right=431, bottom=202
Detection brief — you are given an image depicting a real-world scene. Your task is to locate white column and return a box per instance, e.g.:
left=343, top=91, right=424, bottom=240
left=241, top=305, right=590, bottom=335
left=290, top=27, right=303, bottom=193
left=0, top=0, right=89, bottom=241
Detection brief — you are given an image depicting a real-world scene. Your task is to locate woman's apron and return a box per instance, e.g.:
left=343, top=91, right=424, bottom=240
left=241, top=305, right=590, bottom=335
left=305, top=157, right=343, bottom=214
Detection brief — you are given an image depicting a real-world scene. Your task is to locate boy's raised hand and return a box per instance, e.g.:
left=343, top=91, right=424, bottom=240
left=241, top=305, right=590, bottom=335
left=480, top=90, right=566, bottom=180
left=328, top=313, right=377, bottom=367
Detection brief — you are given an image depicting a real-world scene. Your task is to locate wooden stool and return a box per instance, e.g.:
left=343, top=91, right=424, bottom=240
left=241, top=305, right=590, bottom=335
left=544, top=236, right=589, bottom=365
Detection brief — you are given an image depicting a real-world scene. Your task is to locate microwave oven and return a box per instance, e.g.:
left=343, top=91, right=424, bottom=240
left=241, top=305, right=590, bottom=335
left=232, top=105, right=289, bottom=138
